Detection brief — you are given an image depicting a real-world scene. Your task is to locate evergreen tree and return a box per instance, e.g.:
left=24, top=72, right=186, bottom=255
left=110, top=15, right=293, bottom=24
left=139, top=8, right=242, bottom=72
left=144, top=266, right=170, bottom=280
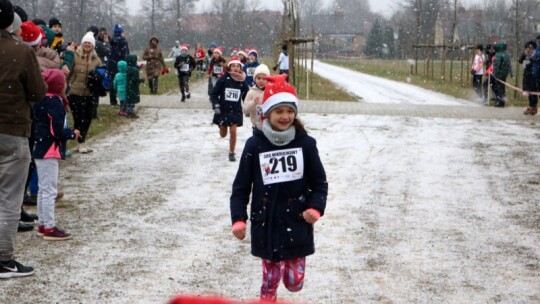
left=364, top=18, right=383, bottom=57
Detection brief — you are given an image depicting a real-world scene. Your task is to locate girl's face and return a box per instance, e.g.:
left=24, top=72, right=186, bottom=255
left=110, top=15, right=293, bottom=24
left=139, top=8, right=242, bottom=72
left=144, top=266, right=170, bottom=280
left=255, top=74, right=267, bottom=88
left=213, top=51, right=220, bottom=58
left=82, top=42, right=93, bottom=53
left=267, top=105, right=295, bottom=131
left=229, top=63, right=241, bottom=73
left=181, top=49, right=187, bottom=55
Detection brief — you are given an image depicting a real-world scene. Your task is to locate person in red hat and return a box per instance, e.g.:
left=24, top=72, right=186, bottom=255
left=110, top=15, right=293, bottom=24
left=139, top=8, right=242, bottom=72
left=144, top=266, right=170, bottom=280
left=173, top=44, right=196, bottom=102
left=230, top=74, right=328, bottom=301
left=194, top=43, right=206, bottom=78
left=207, top=46, right=227, bottom=95
left=210, top=56, right=249, bottom=161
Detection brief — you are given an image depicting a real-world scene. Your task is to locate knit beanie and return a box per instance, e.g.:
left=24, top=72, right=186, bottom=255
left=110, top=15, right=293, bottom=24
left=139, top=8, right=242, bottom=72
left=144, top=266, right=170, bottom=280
left=81, top=31, right=95, bottom=47
left=248, top=49, right=258, bottom=58
left=253, top=64, right=270, bottom=78
left=48, top=17, right=61, bottom=28
left=20, top=21, right=43, bottom=46
left=261, top=74, right=298, bottom=117
left=0, top=0, right=14, bottom=29
left=114, top=24, right=123, bottom=35
left=42, top=69, right=66, bottom=96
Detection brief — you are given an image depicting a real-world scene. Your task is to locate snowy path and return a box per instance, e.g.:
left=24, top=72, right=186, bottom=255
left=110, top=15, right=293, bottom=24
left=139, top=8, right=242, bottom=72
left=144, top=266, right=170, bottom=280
left=312, top=60, right=476, bottom=106
left=2, top=83, right=539, bottom=303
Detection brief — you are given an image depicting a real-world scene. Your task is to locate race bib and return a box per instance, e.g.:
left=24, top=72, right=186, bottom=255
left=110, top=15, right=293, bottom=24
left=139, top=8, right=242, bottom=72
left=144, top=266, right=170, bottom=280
left=247, top=67, right=256, bottom=77
left=259, top=148, right=304, bottom=185
left=181, top=63, right=190, bottom=72
left=225, top=88, right=241, bottom=102
left=213, top=66, right=223, bottom=74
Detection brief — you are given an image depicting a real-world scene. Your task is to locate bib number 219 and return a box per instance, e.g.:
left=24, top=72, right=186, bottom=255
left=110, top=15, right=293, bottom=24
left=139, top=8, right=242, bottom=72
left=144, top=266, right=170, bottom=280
left=259, top=148, right=304, bottom=185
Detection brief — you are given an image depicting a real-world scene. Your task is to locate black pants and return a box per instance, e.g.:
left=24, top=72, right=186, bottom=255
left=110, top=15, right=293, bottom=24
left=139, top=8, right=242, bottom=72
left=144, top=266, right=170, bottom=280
left=69, top=95, right=94, bottom=143
left=472, top=74, right=483, bottom=98
left=91, top=93, right=100, bottom=119
left=493, top=78, right=506, bottom=105
left=148, top=77, right=159, bottom=94
left=528, top=79, right=539, bottom=108
left=208, top=76, right=217, bottom=96
left=178, top=75, right=190, bottom=95
left=109, top=70, right=118, bottom=105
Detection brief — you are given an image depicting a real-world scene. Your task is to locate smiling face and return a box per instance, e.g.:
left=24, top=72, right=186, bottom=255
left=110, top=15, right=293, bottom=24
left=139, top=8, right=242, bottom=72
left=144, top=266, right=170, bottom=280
left=82, top=42, right=93, bottom=53
left=267, top=105, right=296, bottom=131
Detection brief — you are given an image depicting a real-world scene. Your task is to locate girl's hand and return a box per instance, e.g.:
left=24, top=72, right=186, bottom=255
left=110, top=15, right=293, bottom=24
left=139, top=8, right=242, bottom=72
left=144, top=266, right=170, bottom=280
left=303, top=208, right=321, bottom=224
left=232, top=221, right=246, bottom=240
left=73, top=129, right=81, bottom=139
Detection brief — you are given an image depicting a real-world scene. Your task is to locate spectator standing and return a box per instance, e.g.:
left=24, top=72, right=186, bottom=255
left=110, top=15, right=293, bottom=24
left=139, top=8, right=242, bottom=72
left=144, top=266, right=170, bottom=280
left=0, top=0, right=47, bottom=278
left=520, top=40, right=538, bottom=115
left=108, top=24, right=129, bottom=106
left=471, top=45, right=484, bottom=101
left=143, top=36, right=166, bottom=95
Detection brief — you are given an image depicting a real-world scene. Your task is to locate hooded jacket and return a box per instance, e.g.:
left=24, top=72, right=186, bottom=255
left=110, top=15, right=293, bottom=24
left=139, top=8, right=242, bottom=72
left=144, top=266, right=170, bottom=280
left=113, top=60, right=128, bottom=101
left=230, top=128, right=328, bottom=261
left=142, top=37, right=166, bottom=78
left=493, top=41, right=511, bottom=80
left=107, top=31, right=129, bottom=74
left=126, top=55, right=141, bottom=104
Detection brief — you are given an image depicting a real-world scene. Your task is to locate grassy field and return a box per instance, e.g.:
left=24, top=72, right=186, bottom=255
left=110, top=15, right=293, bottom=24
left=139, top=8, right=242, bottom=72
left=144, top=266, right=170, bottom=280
left=323, top=58, right=529, bottom=106
left=138, top=61, right=206, bottom=95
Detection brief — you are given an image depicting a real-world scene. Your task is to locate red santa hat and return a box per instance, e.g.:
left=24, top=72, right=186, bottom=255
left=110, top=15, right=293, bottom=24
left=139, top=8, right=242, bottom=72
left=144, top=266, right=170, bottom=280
left=213, top=46, right=223, bottom=55
left=237, top=50, right=246, bottom=57
left=20, top=21, right=42, bottom=46
left=227, top=56, right=243, bottom=68
left=261, top=74, right=298, bottom=117
left=180, top=44, right=189, bottom=52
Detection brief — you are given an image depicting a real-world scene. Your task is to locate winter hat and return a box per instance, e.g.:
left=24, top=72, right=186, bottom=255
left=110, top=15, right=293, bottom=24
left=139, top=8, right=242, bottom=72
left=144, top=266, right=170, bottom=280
left=253, top=64, right=270, bottom=77
left=248, top=49, right=258, bottom=57
left=81, top=31, right=95, bottom=47
left=237, top=50, right=246, bottom=57
left=227, top=56, right=243, bottom=68
left=8, top=12, right=21, bottom=34
left=114, top=24, right=123, bottom=35
left=20, top=21, right=43, bottom=46
left=48, top=17, right=61, bottom=28
left=210, top=42, right=217, bottom=48
left=261, top=74, right=298, bottom=117
left=213, top=46, right=223, bottom=55
left=87, top=25, right=99, bottom=36
left=13, top=5, right=27, bottom=22
left=180, top=44, right=189, bottom=52
left=0, top=0, right=14, bottom=29
left=42, top=69, right=66, bottom=96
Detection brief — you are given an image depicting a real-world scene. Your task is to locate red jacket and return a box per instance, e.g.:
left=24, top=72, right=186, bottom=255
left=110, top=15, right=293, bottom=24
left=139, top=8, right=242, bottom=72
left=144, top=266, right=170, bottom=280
left=194, top=49, right=205, bottom=61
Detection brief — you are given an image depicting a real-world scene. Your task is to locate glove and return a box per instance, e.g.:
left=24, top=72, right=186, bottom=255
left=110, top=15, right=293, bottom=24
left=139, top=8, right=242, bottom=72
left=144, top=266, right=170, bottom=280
left=213, top=107, right=221, bottom=115
left=232, top=221, right=246, bottom=240
left=303, top=208, right=321, bottom=224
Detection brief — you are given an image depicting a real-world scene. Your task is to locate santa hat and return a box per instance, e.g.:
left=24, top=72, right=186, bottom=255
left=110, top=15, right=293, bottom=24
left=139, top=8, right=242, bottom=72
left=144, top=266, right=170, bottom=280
left=247, top=49, right=258, bottom=57
left=227, top=56, right=243, bottom=68
left=42, top=69, right=66, bottom=96
left=81, top=31, right=95, bottom=47
left=180, top=44, right=189, bottom=52
left=213, top=46, right=223, bottom=55
left=20, top=21, right=43, bottom=46
left=261, top=74, right=298, bottom=117
left=237, top=50, right=246, bottom=57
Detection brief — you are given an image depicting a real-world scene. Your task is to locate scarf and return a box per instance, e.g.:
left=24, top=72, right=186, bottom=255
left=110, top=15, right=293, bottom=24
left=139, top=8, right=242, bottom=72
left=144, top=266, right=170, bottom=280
left=229, top=71, right=246, bottom=82
left=262, top=119, right=296, bottom=146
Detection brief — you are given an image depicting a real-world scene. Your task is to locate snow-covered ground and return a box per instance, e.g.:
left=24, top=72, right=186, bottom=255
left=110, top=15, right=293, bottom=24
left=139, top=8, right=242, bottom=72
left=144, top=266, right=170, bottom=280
left=3, top=105, right=539, bottom=303
left=311, top=60, right=476, bottom=106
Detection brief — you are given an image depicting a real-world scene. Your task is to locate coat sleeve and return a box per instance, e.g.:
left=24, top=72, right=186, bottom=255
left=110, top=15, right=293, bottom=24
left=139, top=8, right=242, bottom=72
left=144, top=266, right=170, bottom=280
left=243, top=90, right=256, bottom=116
left=24, top=48, right=47, bottom=104
left=62, top=50, right=75, bottom=70
left=48, top=101, right=75, bottom=140
left=210, top=76, right=225, bottom=108
left=230, top=137, right=257, bottom=223
left=173, top=56, right=180, bottom=69
left=303, top=137, right=328, bottom=216
left=189, top=56, right=196, bottom=70
left=241, top=82, right=249, bottom=101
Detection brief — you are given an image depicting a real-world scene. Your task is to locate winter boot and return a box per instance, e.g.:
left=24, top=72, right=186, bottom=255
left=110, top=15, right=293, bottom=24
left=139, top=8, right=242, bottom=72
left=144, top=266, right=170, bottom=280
left=228, top=152, right=236, bottom=162
left=181, top=93, right=186, bottom=102
left=531, top=107, right=538, bottom=116
left=17, top=222, right=33, bottom=232
left=20, top=208, right=38, bottom=223
left=186, top=92, right=191, bottom=99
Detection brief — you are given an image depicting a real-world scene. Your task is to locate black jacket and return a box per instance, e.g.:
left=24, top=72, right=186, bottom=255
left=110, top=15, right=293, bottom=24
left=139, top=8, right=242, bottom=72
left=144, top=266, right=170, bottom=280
left=174, top=54, right=196, bottom=76
left=230, top=128, right=328, bottom=261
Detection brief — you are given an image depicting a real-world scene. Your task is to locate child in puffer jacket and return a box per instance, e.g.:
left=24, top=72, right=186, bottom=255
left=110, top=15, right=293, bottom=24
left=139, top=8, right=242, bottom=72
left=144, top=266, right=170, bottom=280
left=33, top=69, right=80, bottom=241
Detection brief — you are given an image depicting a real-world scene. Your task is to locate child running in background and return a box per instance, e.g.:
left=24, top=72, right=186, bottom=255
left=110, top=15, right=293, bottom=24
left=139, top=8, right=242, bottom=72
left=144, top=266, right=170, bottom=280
left=207, top=46, right=226, bottom=96
left=243, top=49, right=260, bottom=87
left=114, top=60, right=128, bottom=116
left=174, top=44, right=196, bottom=102
left=33, top=69, right=80, bottom=240
left=194, top=43, right=206, bottom=78
left=210, top=56, right=248, bottom=162
left=242, top=64, right=270, bottom=131
left=230, top=74, right=328, bottom=301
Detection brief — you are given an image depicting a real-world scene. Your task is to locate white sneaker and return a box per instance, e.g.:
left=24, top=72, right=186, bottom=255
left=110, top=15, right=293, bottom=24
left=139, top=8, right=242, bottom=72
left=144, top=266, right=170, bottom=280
left=79, top=143, right=93, bottom=154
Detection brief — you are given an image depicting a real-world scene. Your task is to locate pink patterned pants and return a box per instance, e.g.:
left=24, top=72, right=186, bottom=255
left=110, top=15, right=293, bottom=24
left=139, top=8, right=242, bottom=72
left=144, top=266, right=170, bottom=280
left=260, top=257, right=306, bottom=301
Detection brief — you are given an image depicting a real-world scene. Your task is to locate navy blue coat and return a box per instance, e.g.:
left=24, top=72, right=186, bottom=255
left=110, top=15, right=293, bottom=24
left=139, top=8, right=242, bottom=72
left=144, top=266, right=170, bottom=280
left=211, top=72, right=249, bottom=126
left=32, top=96, right=76, bottom=160
left=107, top=35, right=129, bottom=74
left=243, top=61, right=260, bottom=87
left=230, top=128, right=328, bottom=261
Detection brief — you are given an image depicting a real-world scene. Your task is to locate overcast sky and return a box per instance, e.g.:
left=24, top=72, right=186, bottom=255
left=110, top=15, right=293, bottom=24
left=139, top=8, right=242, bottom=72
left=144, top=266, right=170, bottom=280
left=125, top=0, right=400, bottom=18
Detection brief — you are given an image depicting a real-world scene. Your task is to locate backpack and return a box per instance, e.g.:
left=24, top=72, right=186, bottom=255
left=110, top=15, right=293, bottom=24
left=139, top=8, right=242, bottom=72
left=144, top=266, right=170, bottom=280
left=87, top=66, right=109, bottom=97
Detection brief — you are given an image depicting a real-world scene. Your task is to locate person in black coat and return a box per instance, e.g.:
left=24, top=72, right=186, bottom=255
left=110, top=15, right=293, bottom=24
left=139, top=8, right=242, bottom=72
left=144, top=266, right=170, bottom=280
left=173, top=44, right=196, bottom=102
left=210, top=56, right=249, bottom=161
left=230, top=74, right=328, bottom=302
left=520, top=40, right=538, bottom=115
left=107, top=24, right=129, bottom=106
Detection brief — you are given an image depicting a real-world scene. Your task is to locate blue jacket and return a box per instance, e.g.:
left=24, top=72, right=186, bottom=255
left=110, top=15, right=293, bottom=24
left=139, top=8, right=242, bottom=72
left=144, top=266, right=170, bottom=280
left=32, top=96, right=76, bottom=160
left=230, top=128, right=328, bottom=261
left=108, top=34, right=129, bottom=74
left=243, top=61, right=260, bottom=87
left=532, top=46, right=540, bottom=80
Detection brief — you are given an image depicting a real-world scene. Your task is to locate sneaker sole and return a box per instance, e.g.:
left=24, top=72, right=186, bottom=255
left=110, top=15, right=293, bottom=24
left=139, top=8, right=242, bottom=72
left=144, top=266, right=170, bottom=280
left=43, top=235, right=73, bottom=241
left=0, top=270, right=35, bottom=279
